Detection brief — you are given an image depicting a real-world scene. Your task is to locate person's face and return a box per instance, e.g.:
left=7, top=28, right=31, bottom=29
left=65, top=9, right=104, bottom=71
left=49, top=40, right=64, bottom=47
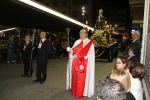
left=132, top=34, right=135, bottom=40
left=25, top=36, right=30, bottom=42
left=40, top=32, right=46, bottom=39
left=79, top=29, right=87, bottom=40
left=128, top=49, right=133, bottom=56
left=115, top=58, right=126, bottom=69
left=11, top=35, right=14, bottom=39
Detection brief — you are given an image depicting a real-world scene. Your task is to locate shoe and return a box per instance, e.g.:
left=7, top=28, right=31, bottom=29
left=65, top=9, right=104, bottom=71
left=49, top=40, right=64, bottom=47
left=7, top=61, right=10, bottom=64
left=11, top=60, right=16, bottom=63
left=33, top=79, right=40, bottom=83
left=40, top=81, right=45, bottom=84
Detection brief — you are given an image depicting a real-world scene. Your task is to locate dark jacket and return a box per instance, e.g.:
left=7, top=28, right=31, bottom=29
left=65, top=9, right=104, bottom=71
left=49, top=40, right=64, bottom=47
left=22, top=42, right=32, bottom=61
left=126, top=92, right=136, bottom=100
left=128, top=56, right=138, bottom=62
left=36, top=40, right=52, bottom=63
left=130, top=39, right=141, bottom=62
left=7, top=37, right=15, bottom=49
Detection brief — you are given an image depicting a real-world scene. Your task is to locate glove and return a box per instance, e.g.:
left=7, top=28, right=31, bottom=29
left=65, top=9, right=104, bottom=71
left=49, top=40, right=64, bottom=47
left=80, top=65, right=84, bottom=70
left=67, top=47, right=71, bottom=52
left=84, top=56, right=88, bottom=59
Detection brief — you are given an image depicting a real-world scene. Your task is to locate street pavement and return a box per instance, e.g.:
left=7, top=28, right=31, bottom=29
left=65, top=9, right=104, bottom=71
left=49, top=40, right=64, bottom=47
left=0, top=57, right=115, bottom=100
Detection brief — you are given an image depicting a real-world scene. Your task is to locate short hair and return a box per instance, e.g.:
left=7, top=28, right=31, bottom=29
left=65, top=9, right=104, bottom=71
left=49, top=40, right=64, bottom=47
left=80, top=28, right=88, bottom=34
left=129, top=46, right=137, bottom=55
left=132, top=31, right=140, bottom=37
left=128, top=62, right=146, bottom=80
left=97, top=78, right=126, bottom=100
left=25, top=35, right=31, bottom=39
left=114, top=56, right=128, bottom=70
left=110, top=69, right=131, bottom=92
left=40, top=31, right=46, bottom=35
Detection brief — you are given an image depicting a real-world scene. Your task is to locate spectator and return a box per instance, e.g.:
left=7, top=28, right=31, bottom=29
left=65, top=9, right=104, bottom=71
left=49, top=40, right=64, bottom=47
left=97, top=78, right=126, bottom=100
left=110, top=69, right=136, bottom=100
left=128, top=46, right=138, bottom=62
left=114, top=56, right=128, bottom=70
left=7, top=34, right=15, bottom=64
left=125, top=31, right=141, bottom=62
left=128, top=62, right=146, bottom=100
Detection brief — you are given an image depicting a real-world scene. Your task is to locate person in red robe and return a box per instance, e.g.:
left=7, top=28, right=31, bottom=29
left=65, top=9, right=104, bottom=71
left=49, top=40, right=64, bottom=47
left=66, top=29, right=95, bottom=98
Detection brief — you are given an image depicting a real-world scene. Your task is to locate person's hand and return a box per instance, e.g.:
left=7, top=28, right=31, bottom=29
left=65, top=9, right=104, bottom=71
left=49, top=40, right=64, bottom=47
left=80, top=65, right=84, bottom=70
left=67, top=47, right=71, bottom=52
left=84, top=56, right=88, bottom=59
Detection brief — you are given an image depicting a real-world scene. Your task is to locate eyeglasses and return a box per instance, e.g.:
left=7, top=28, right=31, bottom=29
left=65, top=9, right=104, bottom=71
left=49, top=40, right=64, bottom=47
left=115, top=62, right=122, bottom=64
left=79, top=32, right=86, bottom=34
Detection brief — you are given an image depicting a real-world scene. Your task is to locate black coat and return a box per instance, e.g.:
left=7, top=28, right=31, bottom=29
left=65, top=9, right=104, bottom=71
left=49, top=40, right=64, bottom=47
left=22, top=42, right=32, bottom=61
left=126, top=92, right=136, bottom=100
left=36, top=40, right=52, bottom=63
left=130, top=39, right=141, bottom=62
left=129, top=56, right=138, bottom=62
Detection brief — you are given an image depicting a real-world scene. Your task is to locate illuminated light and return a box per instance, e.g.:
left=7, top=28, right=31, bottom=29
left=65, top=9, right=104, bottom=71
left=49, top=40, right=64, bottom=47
left=18, top=0, right=93, bottom=31
left=82, top=7, right=84, bottom=9
left=82, top=10, right=85, bottom=12
left=0, top=28, right=15, bottom=33
left=132, top=29, right=135, bottom=32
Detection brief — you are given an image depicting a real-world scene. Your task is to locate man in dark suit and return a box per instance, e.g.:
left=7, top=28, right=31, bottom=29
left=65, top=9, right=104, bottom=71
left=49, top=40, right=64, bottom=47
left=21, top=35, right=32, bottom=77
left=125, top=31, right=141, bottom=62
left=33, top=31, right=52, bottom=84
left=130, top=31, right=141, bottom=62
left=128, top=46, right=138, bottom=62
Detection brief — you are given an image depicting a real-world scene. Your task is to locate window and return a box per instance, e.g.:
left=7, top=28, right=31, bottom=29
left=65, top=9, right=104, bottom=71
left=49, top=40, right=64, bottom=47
left=46, top=2, right=50, bottom=6
left=53, top=2, right=58, bottom=7
left=62, top=0, right=67, bottom=6
left=81, top=0, right=87, bottom=4
left=72, top=10, right=80, bottom=18
left=62, top=10, right=66, bottom=14
left=73, top=0, right=80, bottom=5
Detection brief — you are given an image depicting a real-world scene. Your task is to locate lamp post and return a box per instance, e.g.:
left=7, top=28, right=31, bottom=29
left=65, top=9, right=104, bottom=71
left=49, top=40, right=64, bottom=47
left=82, top=7, right=86, bottom=23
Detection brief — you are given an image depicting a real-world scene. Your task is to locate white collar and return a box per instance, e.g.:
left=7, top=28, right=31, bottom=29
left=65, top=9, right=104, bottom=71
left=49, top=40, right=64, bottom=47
left=41, top=38, right=46, bottom=41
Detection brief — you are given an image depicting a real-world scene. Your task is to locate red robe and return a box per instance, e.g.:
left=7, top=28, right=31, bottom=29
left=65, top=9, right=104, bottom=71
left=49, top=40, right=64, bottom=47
left=71, top=38, right=94, bottom=98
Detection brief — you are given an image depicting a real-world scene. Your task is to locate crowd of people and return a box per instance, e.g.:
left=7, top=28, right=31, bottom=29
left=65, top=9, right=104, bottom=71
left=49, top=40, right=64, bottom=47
left=5, top=29, right=145, bottom=99
left=6, top=33, right=76, bottom=64
left=97, top=31, right=145, bottom=100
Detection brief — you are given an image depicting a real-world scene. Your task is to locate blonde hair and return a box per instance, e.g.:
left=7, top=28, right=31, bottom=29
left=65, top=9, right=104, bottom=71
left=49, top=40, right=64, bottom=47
left=110, top=69, right=131, bottom=92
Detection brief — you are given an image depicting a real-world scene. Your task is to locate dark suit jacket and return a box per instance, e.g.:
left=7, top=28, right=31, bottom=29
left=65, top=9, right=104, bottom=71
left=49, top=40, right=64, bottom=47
left=126, top=92, right=136, bottom=100
left=36, top=40, right=52, bottom=63
left=130, top=39, right=141, bottom=62
left=22, top=42, right=32, bottom=61
left=129, top=56, right=138, bottom=62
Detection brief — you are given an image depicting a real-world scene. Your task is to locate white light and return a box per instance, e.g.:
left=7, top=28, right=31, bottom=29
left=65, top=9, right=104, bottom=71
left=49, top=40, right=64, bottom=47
left=82, top=13, right=84, bottom=16
left=132, top=29, right=135, bottom=32
left=18, top=0, right=93, bottom=31
left=82, top=7, right=84, bottom=9
left=82, top=10, right=85, bottom=12
left=0, top=28, right=15, bottom=33
left=115, top=24, right=117, bottom=27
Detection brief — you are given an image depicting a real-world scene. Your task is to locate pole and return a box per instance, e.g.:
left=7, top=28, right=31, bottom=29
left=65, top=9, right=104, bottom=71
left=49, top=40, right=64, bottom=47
left=66, top=27, right=70, bottom=47
left=16, top=27, right=22, bottom=75
left=28, top=29, right=36, bottom=78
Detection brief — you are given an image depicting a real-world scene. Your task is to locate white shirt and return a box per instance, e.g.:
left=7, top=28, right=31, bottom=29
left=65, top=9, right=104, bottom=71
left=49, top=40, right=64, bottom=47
left=41, top=38, right=46, bottom=43
left=130, top=78, right=143, bottom=100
